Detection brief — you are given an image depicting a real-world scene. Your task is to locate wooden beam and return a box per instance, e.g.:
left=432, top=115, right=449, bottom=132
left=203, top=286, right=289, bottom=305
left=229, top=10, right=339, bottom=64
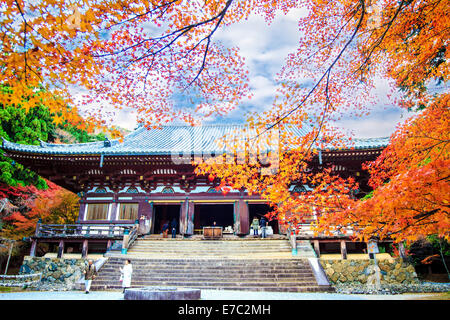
left=150, top=200, right=184, bottom=203
left=191, top=200, right=237, bottom=203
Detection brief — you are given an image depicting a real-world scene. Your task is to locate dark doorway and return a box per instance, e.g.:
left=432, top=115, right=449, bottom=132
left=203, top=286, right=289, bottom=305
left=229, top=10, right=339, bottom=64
left=248, top=204, right=279, bottom=234
left=153, top=205, right=181, bottom=234
left=194, top=204, right=234, bottom=230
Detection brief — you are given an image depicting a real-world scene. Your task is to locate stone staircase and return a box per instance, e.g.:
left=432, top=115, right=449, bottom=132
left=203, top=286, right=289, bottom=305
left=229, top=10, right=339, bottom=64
left=91, top=239, right=331, bottom=292
left=121, top=238, right=313, bottom=259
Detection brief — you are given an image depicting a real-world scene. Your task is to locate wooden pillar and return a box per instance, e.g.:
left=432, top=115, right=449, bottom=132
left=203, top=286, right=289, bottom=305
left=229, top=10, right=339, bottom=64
left=237, top=199, right=249, bottom=235
left=313, top=240, right=320, bottom=257
left=106, top=240, right=112, bottom=251
left=186, top=201, right=195, bottom=236
left=340, top=240, right=347, bottom=259
left=57, top=240, right=64, bottom=258
left=138, top=201, right=152, bottom=235
left=179, top=199, right=188, bottom=235
left=81, top=240, right=88, bottom=258
left=30, top=239, right=37, bottom=257
left=122, top=229, right=130, bottom=254
left=149, top=201, right=154, bottom=234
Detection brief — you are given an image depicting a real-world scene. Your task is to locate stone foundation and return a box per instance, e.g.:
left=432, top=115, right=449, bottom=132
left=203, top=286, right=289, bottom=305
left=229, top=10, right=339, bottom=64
left=19, top=256, right=86, bottom=290
left=319, top=258, right=419, bottom=284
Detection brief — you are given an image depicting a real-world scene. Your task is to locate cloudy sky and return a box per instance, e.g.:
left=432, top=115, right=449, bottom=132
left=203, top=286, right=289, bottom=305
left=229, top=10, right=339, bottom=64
left=111, top=8, right=410, bottom=139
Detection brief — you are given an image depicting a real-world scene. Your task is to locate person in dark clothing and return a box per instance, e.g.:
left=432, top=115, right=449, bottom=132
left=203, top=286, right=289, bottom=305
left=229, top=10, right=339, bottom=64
left=260, top=217, right=268, bottom=238
left=83, top=260, right=97, bottom=294
left=171, top=218, right=177, bottom=238
left=162, top=221, right=169, bottom=238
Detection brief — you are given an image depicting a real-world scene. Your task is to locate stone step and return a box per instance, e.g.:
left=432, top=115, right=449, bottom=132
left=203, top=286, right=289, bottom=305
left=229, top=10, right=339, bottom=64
left=95, top=278, right=316, bottom=284
left=104, top=258, right=309, bottom=263
left=105, top=256, right=309, bottom=261
left=105, top=259, right=309, bottom=269
left=129, top=248, right=294, bottom=252
left=99, top=270, right=312, bottom=275
left=102, top=262, right=311, bottom=268
left=132, top=241, right=292, bottom=245
left=120, top=255, right=309, bottom=260
left=121, top=254, right=298, bottom=258
left=96, top=275, right=314, bottom=281
left=101, top=264, right=311, bottom=269
left=126, top=251, right=293, bottom=254
left=91, top=280, right=319, bottom=287
left=98, top=269, right=312, bottom=274
left=129, top=247, right=294, bottom=251
left=139, top=238, right=289, bottom=241
left=132, top=244, right=291, bottom=246
left=104, top=260, right=309, bottom=264
left=90, top=284, right=324, bottom=293
left=131, top=242, right=291, bottom=246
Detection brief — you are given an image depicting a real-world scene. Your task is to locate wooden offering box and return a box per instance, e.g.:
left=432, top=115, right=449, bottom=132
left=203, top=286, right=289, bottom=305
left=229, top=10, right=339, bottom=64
left=203, top=227, right=223, bottom=239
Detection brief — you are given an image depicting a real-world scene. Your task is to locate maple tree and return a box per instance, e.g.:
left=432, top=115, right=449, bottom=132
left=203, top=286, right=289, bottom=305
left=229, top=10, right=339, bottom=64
left=196, top=0, right=449, bottom=245
left=0, top=88, right=103, bottom=241
left=2, top=0, right=287, bottom=131
left=1, top=181, right=79, bottom=240
left=2, top=0, right=449, bottom=246
left=2, top=0, right=447, bottom=125
left=333, top=96, right=449, bottom=243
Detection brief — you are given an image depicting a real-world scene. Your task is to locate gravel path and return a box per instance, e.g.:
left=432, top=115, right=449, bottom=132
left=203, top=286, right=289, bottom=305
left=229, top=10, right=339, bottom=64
left=0, top=289, right=444, bottom=300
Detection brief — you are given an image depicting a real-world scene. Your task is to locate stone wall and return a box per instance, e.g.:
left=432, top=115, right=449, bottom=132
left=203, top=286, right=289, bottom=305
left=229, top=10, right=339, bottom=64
left=319, top=258, right=419, bottom=284
left=19, top=256, right=86, bottom=290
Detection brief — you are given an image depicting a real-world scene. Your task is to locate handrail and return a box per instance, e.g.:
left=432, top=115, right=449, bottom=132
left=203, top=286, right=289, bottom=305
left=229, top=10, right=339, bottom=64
left=127, top=225, right=139, bottom=249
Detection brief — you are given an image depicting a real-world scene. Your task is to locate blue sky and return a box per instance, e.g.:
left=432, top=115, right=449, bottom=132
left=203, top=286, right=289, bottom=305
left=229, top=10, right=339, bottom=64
left=109, top=8, right=410, bottom=138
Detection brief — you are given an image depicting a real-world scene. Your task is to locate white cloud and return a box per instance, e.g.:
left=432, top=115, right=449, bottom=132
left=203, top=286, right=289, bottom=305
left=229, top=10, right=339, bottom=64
left=332, top=103, right=415, bottom=138
left=111, top=108, right=138, bottom=130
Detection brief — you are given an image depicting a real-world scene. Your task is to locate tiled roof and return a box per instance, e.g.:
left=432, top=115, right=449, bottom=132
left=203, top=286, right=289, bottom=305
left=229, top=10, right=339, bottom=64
left=1, top=124, right=389, bottom=156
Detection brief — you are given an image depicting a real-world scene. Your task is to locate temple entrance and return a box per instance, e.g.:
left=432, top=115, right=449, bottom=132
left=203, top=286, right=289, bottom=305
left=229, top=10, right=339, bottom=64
left=248, top=204, right=279, bottom=235
left=193, top=204, right=234, bottom=234
left=152, top=205, right=181, bottom=234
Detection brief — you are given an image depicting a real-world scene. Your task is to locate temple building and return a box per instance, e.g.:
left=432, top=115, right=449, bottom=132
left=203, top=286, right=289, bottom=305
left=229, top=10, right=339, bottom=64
left=1, top=124, right=389, bottom=257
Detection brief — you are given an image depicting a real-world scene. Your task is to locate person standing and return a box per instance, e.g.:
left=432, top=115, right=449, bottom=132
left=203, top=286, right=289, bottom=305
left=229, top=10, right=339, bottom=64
left=162, top=221, right=169, bottom=238
left=171, top=218, right=177, bottom=238
left=251, top=217, right=259, bottom=236
left=260, top=217, right=268, bottom=239
left=83, top=259, right=97, bottom=294
left=120, top=259, right=133, bottom=293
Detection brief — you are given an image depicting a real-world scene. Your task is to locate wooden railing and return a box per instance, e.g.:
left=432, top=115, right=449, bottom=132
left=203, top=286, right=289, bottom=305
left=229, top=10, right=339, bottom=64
left=35, top=223, right=135, bottom=239
left=127, top=225, right=139, bottom=249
